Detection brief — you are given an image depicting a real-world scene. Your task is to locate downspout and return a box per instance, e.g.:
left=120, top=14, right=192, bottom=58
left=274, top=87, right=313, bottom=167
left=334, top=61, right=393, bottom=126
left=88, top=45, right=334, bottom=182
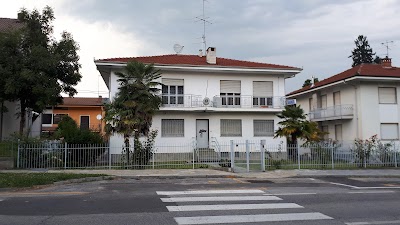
left=343, top=79, right=359, bottom=139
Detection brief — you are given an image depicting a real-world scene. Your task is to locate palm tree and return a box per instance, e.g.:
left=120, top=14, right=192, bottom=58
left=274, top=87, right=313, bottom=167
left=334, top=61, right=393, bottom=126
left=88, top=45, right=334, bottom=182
left=274, top=105, right=323, bottom=159
left=105, top=61, right=162, bottom=165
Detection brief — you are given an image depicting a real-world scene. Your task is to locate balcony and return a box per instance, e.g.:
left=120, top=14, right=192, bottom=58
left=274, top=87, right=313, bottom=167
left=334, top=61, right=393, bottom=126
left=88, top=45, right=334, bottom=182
left=212, top=96, right=286, bottom=109
left=309, top=104, right=354, bottom=121
left=161, top=94, right=203, bottom=108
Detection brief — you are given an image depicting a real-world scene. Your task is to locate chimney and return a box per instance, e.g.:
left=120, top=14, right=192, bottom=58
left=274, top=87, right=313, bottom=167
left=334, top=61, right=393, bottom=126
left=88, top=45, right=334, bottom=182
left=381, top=56, right=392, bottom=68
left=206, top=47, right=216, bottom=64
left=17, top=12, right=24, bottom=21
left=198, top=49, right=203, bottom=57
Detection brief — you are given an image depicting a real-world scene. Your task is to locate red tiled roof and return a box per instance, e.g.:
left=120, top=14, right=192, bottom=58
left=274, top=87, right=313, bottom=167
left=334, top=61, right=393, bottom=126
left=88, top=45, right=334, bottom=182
left=60, top=97, right=107, bottom=107
left=287, top=63, right=400, bottom=96
left=95, top=54, right=300, bottom=70
left=0, top=18, right=24, bottom=32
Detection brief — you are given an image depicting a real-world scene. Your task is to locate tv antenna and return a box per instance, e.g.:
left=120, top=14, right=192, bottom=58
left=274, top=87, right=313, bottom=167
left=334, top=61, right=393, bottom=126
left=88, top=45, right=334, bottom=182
left=381, top=40, right=394, bottom=58
left=195, top=0, right=212, bottom=52
left=173, top=43, right=184, bottom=54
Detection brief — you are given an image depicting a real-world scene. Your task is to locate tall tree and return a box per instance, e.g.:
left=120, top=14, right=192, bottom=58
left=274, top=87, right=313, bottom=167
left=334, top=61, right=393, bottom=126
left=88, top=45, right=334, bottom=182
left=104, top=61, right=162, bottom=164
left=302, top=77, right=319, bottom=88
left=349, top=35, right=376, bottom=67
left=274, top=105, right=323, bottom=159
left=0, top=6, right=82, bottom=135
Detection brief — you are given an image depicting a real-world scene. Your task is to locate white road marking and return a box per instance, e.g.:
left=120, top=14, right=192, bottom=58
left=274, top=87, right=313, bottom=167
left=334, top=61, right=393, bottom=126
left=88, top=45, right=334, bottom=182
left=330, top=182, right=360, bottom=189
left=161, top=196, right=282, bottom=202
left=156, top=190, right=264, bottom=196
left=167, top=203, right=303, bottom=212
left=174, top=212, right=333, bottom=224
left=346, top=220, right=400, bottom=225
left=348, top=191, right=395, bottom=194
left=0, top=199, right=4, bottom=202
left=264, top=192, right=317, bottom=196
left=356, top=187, right=400, bottom=189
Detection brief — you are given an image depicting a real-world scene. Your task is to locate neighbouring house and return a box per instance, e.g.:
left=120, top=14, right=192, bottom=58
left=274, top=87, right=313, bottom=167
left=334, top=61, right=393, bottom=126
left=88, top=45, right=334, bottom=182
left=287, top=57, right=400, bottom=142
left=0, top=17, right=41, bottom=140
left=95, top=47, right=302, bottom=153
left=41, top=97, right=108, bottom=136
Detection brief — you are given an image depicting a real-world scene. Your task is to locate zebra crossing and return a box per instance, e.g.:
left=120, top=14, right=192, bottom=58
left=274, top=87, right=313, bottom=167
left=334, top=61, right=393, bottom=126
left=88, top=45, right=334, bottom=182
left=157, top=189, right=333, bottom=225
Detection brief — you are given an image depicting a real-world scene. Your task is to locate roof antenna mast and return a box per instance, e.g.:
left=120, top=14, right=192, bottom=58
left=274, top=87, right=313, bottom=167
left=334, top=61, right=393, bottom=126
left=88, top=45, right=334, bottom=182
left=196, top=0, right=212, bottom=52
left=381, top=40, right=394, bottom=58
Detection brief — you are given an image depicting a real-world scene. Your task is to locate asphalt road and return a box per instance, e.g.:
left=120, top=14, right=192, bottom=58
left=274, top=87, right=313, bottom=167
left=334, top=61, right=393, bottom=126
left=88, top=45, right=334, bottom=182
left=0, top=176, right=400, bottom=225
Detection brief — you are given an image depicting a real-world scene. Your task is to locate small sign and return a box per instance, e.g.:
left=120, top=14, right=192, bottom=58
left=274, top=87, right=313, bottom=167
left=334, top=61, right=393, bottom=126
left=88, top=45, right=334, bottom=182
left=203, top=97, right=210, bottom=105
left=286, top=99, right=296, bottom=105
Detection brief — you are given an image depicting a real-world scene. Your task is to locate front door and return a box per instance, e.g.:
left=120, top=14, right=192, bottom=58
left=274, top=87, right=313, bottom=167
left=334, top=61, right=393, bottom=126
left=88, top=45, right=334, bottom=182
left=196, top=119, right=209, bottom=148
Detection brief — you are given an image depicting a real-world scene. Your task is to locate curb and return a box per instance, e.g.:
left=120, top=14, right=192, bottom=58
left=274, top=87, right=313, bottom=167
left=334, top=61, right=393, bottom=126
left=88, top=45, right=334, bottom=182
left=117, top=175, right=239, bottom=179
left=53, top=176, right=115, bottom=185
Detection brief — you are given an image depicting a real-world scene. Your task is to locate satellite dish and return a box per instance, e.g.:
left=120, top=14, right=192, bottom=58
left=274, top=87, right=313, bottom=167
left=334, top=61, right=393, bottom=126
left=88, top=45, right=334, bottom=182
left=173, top=44, right=184, bottom=54
left=96, top=114, right=102, bottom=120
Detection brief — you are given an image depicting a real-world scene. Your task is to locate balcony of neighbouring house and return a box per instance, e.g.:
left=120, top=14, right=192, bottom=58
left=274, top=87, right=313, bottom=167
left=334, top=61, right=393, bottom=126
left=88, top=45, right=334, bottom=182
left=212, top=96, right=286, bottom=109
left=309, top=104, right=354, bottom=121
left=161, top=94, right=204, bottom=108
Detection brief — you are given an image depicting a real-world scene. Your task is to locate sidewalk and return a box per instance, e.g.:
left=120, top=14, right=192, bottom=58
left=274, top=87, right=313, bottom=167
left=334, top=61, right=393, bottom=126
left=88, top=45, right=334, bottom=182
left=1, top=168, right=399, bottom=179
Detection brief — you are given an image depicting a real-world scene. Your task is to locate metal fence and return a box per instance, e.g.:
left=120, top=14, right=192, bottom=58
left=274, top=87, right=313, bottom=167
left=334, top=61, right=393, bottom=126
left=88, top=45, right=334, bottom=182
left=11, top=140, right=400, bottom=170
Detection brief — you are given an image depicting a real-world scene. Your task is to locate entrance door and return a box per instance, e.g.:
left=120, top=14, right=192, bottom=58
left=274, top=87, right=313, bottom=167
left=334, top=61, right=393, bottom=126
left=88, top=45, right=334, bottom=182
left=80, top=116, right=90, bottom=130
left=196, top=119, right=209, bottom=148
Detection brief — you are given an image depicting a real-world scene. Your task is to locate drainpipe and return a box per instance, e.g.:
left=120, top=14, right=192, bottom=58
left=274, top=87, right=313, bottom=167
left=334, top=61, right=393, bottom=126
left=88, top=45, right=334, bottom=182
left=343, top=79, right=359, bottom=139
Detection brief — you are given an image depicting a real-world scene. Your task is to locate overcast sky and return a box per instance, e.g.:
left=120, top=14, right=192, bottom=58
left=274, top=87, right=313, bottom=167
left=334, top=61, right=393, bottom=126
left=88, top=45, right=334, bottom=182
left=2, top=0, right=400, bottom=96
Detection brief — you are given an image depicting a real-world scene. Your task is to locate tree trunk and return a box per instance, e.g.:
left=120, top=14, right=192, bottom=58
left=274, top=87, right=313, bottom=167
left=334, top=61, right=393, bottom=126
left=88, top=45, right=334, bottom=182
left=19, top=101, right=26, bottom=136
left=124, top=135, right=130, bottom=168
left=0, top=100, right=3, bottom=141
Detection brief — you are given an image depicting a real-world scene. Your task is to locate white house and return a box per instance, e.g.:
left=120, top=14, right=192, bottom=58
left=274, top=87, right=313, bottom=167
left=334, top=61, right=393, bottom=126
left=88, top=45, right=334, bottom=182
left=95, top=48, right=301, bottom=152
left=287, top=58, right=400, bottom=142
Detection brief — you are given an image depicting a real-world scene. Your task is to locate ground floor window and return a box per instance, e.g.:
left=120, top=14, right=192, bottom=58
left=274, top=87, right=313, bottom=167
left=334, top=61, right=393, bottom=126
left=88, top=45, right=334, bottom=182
left=221, top=119, right=242, bottom=137
left=381, top=123, right=399, bottom=140
left=253, top=120, right=274, bottom=137
left=161, top=119, right=184, bottom=137
left=321, top=125, right=329, bottom=140
left=335, top=124, right=342, bottom=141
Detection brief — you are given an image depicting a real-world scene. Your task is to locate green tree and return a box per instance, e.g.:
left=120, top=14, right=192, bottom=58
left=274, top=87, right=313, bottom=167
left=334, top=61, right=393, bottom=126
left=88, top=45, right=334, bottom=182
left=349, top=35, right=376, bottom=67
left=104, top=61, right=162, bottom=165
left=302, top=77, right=319, bottom=88
left=274, top=105, right=323, bottom=159
left=0, top=6, right=81, bottom=135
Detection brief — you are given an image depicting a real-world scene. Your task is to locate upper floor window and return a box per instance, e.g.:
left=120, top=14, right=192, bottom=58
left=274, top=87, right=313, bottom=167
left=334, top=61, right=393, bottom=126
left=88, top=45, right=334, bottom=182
left=162, top=79, right=184, bottom=105
left=53, top=114, right=67, bottom=124
left=42, top=114, right=52, bottom=125
left=309, top=98, right=313, bottom=111
left=220, top=80, right=241, bottom=106
left=320, top=95, right=327, bottom=109
left=253, top=81, right=273, bottom=107
left=379, top=87, right=396, bottom=104
left=333, top=91, right=341, bottom=105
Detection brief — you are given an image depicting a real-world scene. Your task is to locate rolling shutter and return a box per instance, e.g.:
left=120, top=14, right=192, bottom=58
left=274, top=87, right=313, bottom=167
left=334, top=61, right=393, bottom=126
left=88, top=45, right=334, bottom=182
left=220, top=80, right=241, bottom=93
left=253, top=81, right=273, bottom=97
left=162, top=78, right=184, bottom=86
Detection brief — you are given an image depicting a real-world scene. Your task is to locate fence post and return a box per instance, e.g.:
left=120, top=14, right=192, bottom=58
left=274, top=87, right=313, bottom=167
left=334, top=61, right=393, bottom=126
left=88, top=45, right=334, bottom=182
left=246, top=140, right=250, bottom=173
left=394, top=145, right=398, bottom=168
left=363, top=145, right=367, bottom=168
left=64, top=142, right=67, bottom=169
left=230, top=140, right=235, bottom=171
left=108, top=144, right=112, bottom=170
left=17, top=139, right=20, bottom=168
left=331, top=144, right=334, bottom=170
left=297, top=144, right=300, bottom=170
left=192, top=139, right=196, bottom=169
left=261, top=140, right=266, bottom=172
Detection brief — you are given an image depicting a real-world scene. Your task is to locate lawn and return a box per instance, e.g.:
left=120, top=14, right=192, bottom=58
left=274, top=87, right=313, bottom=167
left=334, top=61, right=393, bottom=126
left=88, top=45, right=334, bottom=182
left=0, top=173, right=106, bottom=188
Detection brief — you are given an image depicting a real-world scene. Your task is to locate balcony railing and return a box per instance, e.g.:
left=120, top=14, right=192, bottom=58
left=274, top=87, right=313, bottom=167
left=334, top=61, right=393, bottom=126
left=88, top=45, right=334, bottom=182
left=161, top=94, right=203, bottom=108
left=212, top=96, right=286, bottom=109
left=309, top=104, right=354, bottom=121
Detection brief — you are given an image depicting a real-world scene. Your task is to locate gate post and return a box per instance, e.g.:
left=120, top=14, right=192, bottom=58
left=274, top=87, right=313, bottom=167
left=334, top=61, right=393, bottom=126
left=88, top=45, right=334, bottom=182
left=17, top=139, right=20, bottom=168
left=108, top=143, right=112, bottom=170
left=230, top=140, right=235, bottom=171
left=246, top=140, right=250, bottom=173
left=260, top=140, right=266, bottom=172
left=64, top=142, right=67, bottom=169
left=297, top=144, right=301, bottom=170
left=331, top=144, right=335, bottom=170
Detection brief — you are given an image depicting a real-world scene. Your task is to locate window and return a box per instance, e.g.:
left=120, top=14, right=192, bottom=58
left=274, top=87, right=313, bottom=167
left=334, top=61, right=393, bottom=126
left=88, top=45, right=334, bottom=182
left=253, top=81, right=273, bottom=107
left=220, top=80, right=241, bottom=106
left=162, top=79, right=184, bottom=105
left=253, top=120, right=274, bottom=137
left=221, top=119, right=242, bottom=137
left=381, top=123, right=399, bottom=140
left=161, top=119, right=184, bottom=137
left=42, top=114, right=52, bottom=125
left=309, top=98, right=313, bottom=111
left=335, top=124, right=342, bottom=141
left=333, top=91, right=341, bottom=105
left=379, top=87, right=396, bottom=104
left=321, top=125, right=329, bottom=140
left=80, top=116, right=90, bottom=130
left=53, top=114, right=67, bottom=124
left=320, top=95, right=327, bottom=109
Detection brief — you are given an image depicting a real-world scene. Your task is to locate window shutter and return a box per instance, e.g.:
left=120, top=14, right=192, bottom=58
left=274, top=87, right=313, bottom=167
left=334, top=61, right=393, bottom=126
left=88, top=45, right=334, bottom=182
left=220, top=80, right=241, bottom=93
left=161, top=119, right=184, bottom=137
left=220, top=119, right=242, bottom=137
left=381, top=123, right=399, bottom=140
left=321, top=95, right=327, bottom=108
left=253, top=120, right=274, bottom=137
left=253, top=81, right=273, bottom=97
left=333, top=92, right=341, bottom=105
left=379, top=87, right=396, bottom=104
left=162, top=78, right=184, bottom=86
left=335, top=124, right=342, bottom=141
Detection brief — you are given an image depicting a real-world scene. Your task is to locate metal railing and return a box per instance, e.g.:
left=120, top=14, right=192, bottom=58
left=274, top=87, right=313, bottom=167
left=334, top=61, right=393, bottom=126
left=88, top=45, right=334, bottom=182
left=309, top=104, right=354, bottom=121
left=12, top=140, right=400, bottom=170
left=212, top=96, right=286, bottom=109
left=161, top=94, right=204, bottom=108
